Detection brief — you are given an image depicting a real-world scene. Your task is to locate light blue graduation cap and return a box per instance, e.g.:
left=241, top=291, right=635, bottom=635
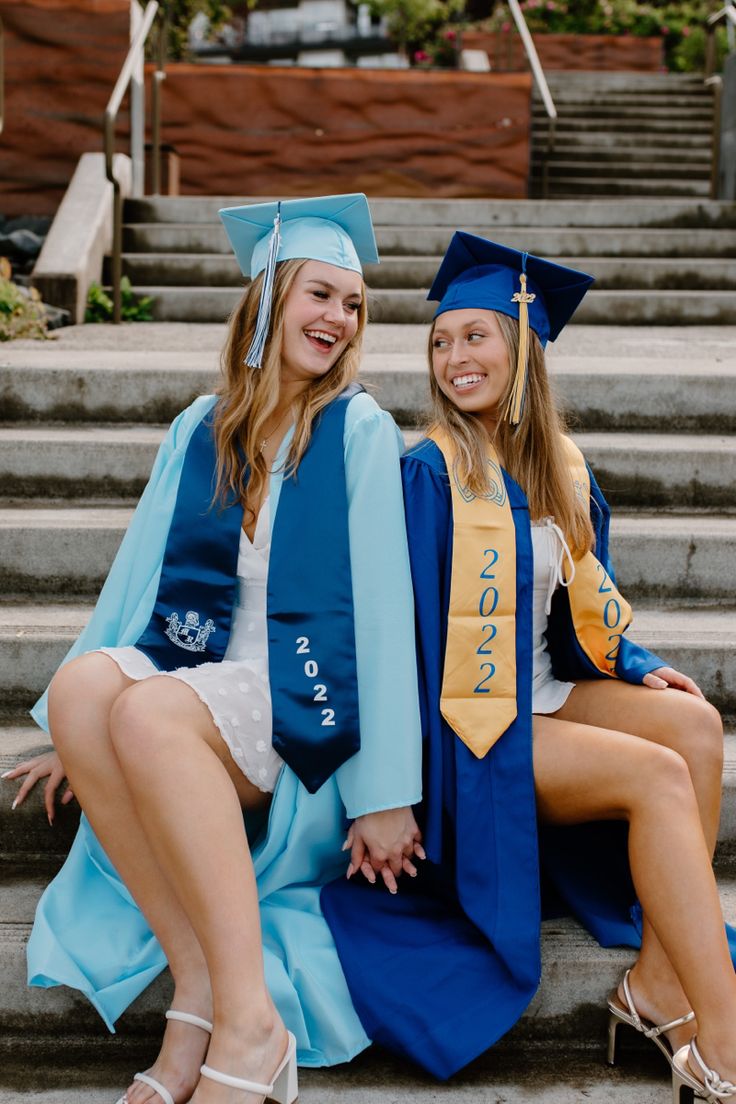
left=219, top=194, right=379, bottom=368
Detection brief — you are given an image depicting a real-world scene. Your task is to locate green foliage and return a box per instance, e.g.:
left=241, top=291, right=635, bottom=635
left=148, top=0, right=233, bottom=62
left=0, top=259, right=48, bottom=342
left=85, top=277, right=154, bottom=323
left=367, top=0, right=464, bottom=55
left=485, top=0, right=730, bottom=70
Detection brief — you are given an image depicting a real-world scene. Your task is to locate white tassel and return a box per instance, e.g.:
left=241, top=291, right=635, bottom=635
left=245, top=204, right=282, bottom=369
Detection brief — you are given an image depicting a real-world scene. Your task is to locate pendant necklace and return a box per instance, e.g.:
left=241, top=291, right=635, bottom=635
left=260, top=407, right=292, bottom=453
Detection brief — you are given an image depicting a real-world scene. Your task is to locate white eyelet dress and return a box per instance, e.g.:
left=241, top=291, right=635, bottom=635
left=530, top=517, right=577, bottom=716
left=98, top=496, right=284, bottom=793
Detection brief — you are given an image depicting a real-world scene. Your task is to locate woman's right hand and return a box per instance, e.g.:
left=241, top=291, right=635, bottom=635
left=1, top=751, right=74, bottom=825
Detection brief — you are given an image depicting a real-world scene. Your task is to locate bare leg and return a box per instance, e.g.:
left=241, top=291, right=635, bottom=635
left=533, top=713, right=736, bottom=1081
left=554, top=682, right=725, bottom=1049
left=49, top=654, right=217, bottom=1104
left=109, top=675, right=287, bottom=1104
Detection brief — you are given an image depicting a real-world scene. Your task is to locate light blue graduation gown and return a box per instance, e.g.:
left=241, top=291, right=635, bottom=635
left=26, top=391, right=422, bottom=1068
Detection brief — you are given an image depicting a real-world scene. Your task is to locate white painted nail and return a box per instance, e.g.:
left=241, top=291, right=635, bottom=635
left=11, top=798, right=18, bottom=811
left=1, top=770, right=13, bottom=779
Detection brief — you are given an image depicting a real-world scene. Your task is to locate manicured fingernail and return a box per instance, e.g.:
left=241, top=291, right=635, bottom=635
left=416, top=846, right=426, bottom=860
left=341, top=839, right=350, bottom=851
left=346, top=863, right=354, bottom=879
left=390, top=887, right=397, bottom=895
left=410, top=870, right=417, bottom=877
left=1, top=770, right=13, bottom=779
left=48, top=815, right=54, bottom=827
left=11, top=798, right=18, bottom=811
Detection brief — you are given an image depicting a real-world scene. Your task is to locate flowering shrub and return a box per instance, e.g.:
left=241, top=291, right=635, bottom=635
left=0, top=258, right=47, bottom=342
left=484, top=0, right=728, bottom=70
left=367, top=0, right=463, bottom=61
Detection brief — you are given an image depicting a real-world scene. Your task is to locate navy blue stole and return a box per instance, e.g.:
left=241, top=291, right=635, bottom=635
left=136, top=387, right=362, bottom=793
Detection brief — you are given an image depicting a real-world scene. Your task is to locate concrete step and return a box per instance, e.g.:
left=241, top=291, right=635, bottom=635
left=543, top=146, right=712, bottom=165
left=538, top=132, right=712, bottom=150
left=1, top=604, right=734, bottom=713
left=122, top=222, right=736, bottom=257
left=119, top=286, right=736, bottom=325
left=539, top=94, right=713, bottom=109
left=0, top=426, right=733, bottom=504
left=0, top=870, right=732, bottom=1058
left=122, top=197, right=736, bottom=229
left=540, top=179, right=711, bottom=199
left=3, top=507, right=734, bottom=600
left=538, top=162, right=710, bottom=182
left=533, top=103, right=713, bottom=119
left=534, top=119, right=711, bottom=136
left=115, top=255, right=736, bottom=292
left=0, top=1056, right=706, bottom=1104
left=2, top=348, right=735, bottom=431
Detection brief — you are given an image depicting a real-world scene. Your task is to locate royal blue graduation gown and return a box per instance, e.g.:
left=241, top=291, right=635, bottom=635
left=322, top=436, right=675, bottom=1079
left=26, top=392, right=423, bottom=1068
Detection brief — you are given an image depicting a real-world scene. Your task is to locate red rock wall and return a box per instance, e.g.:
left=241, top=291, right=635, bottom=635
left=159, top=65, right=531, bottom=198
left=0, top=0, right=132, bottom=216
left=465, top=31, right=665, bottom=72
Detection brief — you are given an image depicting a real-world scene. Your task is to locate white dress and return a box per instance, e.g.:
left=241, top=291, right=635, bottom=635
left=530, top=518, right=577, bottom=716
left=98, top=495, right=284, bottom=793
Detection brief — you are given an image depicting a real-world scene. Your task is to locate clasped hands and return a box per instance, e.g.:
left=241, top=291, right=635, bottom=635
left=343, top=805, right=425, bottom=895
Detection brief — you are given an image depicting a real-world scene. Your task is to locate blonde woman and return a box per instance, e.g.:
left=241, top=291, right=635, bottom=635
left=323, top=233, right=734, bottom=1100
left=4, top=195, right=423, bottom=1104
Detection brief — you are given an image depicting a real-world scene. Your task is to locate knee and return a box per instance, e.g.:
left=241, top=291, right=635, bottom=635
left=108, top=678, right=170, bottom=761
left=668, top=695, right=723, bottom=777
left=630, top=743, right=696, bottom=813
left=48, top=654, right=114, bottom=753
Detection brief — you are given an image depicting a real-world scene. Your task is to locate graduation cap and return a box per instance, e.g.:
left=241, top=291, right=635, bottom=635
left=428, top=232, right=595, bottom=424
left=219, top=194, right=379, bottom=369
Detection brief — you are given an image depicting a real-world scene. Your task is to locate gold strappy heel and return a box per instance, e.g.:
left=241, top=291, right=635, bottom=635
left=672, top=1037, right=736, bottom=1104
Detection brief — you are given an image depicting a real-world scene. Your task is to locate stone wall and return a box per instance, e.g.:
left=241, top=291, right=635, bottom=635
left=158, top=65, right=532, bottom=199
left=464, top=31, right=665, bottom=72
left=0, top=0, right=132, bottom=216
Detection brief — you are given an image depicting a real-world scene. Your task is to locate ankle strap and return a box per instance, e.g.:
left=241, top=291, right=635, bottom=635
left=200, top=1064, right=274, bottom=1094
left=166, top=1009, right=214, bottom=1034
left=690, top=1038, right=736, bottom=1101
left=621, top=969, right=695, bottom=1038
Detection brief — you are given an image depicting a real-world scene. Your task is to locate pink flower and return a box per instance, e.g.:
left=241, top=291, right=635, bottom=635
left=660, top=24, right=669, bottom=34
left=414, top=49, right=429, bottom=60
left=444, top=28, right=457, bottom=39
left=546, top=1, right=556, bottom=9
left=681, top=25, right=691, bottom=36
left=501, top=20, right=511, bottom=31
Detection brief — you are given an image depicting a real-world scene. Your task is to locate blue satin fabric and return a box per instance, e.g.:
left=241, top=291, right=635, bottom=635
left=268, top=386, right=361, bottom=792
left=136, top=387, right=361, bottom=793
left=136, top=413, right=242, bottom=668
left=322, top=437, right=701, bottom=1080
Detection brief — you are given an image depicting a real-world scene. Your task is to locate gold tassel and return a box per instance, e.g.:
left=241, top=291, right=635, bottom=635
left=506, top=272, right=535, bottom=426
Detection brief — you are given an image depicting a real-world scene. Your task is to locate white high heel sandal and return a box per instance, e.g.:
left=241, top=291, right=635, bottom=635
left=200, top=1030, right=298, bottom=1104
left=607, top=968, right=695, bottom=1071
left=672, top=1037, right=736, bottom=1104
left=115, top=1010, right=214, bottom=1104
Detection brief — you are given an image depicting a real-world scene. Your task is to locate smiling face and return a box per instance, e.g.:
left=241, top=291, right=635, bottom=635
left=279, top=259, right=363, bottom=386
left=431, top=308, right=511, bottom=432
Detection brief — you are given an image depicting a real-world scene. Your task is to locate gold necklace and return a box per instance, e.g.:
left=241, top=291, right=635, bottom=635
left=259, top=408, right=292, bottom=453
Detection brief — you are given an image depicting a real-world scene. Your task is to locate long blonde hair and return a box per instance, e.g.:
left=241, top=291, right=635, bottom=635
left=213, top=259, right=368, bottom=522
left=427, top=311, right=594, bottom=557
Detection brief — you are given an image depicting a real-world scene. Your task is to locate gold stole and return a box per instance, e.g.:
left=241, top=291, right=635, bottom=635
left=429, top=428, right=632, bottom=758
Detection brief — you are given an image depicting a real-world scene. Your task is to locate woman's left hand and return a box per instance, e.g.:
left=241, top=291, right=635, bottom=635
left=643, top=666, right=705, bottom=699
left=343, top=807, right=425, bottom=895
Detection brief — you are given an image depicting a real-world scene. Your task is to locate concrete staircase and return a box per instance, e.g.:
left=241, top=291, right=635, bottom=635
left=116, top=197, right=736, bottom=326
left=1, top=195, right=736, bottom=1100
left=531, top=72, right=716, bottom=198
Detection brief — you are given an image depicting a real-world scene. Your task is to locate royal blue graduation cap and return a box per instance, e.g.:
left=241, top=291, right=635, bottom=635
left=219, top=194, right=379, bottom=369
left=428, top=232, right=594, bottom=424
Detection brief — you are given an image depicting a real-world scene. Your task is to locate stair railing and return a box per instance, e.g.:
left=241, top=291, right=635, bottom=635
left=105, top=0, right=167, bottom=322
left=506, top=0, right=557, bottom=198
left=705, top=4, right=736, bottom=199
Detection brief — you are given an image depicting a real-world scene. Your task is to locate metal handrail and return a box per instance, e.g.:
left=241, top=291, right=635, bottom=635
left=0, top=16, right=5, bottom=138
left=506, top=0, right=557, bottom=198
left=704, top=4, right=736, bottom=200
left=104, top=0, right=165, bottom=322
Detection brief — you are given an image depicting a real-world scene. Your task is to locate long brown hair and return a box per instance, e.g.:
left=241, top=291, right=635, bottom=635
left=213, top=259, right=368, bottom=523
left=427, top=311, right=594, bottom=557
